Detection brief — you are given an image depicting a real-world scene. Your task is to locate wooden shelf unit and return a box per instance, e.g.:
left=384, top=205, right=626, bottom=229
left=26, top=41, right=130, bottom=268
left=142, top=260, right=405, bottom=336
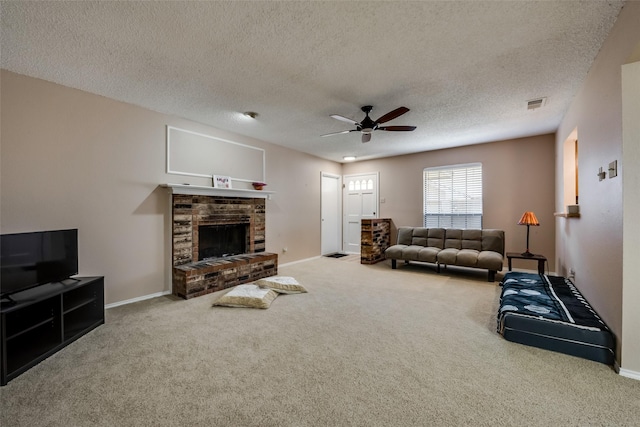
left=1, top=276, right=104, bottom=385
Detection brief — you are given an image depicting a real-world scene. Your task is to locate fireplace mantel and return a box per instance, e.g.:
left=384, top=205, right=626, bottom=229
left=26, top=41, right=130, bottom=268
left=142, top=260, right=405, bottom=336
left=161, top=183, right=274, bottom=199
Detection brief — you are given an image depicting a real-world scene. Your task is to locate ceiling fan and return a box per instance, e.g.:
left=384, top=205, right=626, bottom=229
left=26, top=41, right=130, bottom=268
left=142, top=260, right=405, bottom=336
left=321, top=105, right=416, bottom=143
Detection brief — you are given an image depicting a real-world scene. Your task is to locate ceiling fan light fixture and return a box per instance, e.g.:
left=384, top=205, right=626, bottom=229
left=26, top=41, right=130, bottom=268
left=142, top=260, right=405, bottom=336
left=322, top=105, right=415, bottom=142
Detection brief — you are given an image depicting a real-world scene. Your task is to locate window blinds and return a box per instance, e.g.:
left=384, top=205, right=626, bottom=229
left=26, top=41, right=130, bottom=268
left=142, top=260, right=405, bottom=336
left=423, top=163, right=483, bottom=229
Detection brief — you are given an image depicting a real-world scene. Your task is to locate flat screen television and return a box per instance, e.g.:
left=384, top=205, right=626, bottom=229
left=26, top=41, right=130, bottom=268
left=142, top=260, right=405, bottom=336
left=0, top=229, right=78, bottom=299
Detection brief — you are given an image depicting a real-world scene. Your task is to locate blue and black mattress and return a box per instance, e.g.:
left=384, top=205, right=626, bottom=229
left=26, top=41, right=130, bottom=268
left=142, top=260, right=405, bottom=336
left=498, top=272, right=615, bottom=364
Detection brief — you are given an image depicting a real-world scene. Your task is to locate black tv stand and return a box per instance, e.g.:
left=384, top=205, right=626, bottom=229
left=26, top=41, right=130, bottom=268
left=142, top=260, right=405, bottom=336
left=0, top=295, right=17, bottom=308
left=0, top=276, right=104, bottom=385
left=58, top=277, right=82, bottom=285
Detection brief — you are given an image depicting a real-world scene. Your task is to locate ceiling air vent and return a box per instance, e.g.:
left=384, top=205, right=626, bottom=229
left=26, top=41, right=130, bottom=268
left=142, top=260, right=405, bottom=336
left=527, top=97, right=547, bottom=110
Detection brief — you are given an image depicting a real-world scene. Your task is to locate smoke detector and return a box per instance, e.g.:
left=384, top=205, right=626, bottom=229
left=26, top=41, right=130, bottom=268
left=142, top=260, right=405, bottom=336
left=527, top=97, right=547, bottom=110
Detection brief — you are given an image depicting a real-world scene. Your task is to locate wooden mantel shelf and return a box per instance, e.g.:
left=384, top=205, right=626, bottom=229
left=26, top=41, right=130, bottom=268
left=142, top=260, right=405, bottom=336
left=160, top=183, right=274, bottom=199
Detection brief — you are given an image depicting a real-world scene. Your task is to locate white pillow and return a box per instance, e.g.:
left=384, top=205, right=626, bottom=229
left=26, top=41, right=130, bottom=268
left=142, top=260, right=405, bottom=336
left=255, top=276, right=308, bottom=294
left=212, top=284, right=278, bottom=309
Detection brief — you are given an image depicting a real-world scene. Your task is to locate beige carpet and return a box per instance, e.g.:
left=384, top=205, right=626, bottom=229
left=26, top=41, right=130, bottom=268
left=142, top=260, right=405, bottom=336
left=1, top=258, right=639, bottom=426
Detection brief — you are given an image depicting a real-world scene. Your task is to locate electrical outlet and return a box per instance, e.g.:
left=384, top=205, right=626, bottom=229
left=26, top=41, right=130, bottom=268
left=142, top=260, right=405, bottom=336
left=282, top=247, right=288, bottom=253
left=569, top=268, right=575, bottom=278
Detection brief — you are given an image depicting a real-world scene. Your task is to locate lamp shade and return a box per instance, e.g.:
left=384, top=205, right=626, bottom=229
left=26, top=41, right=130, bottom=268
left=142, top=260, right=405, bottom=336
left=518, top=211, right=540, bottom=226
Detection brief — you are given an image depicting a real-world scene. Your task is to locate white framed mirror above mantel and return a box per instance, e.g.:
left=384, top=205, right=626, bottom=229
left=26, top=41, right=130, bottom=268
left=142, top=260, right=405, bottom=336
left=163, top=125, right=274, bottom=199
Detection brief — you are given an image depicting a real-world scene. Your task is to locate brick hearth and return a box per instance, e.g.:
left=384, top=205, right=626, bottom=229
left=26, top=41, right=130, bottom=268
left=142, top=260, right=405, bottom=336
left=171, top=194, right=277, bottom=299
left=173, top=253, right=277, bottom=299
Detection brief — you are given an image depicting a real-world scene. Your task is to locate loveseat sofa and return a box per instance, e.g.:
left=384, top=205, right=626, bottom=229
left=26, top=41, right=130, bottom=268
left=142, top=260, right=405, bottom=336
left=384, top=227, right=505, bottom=281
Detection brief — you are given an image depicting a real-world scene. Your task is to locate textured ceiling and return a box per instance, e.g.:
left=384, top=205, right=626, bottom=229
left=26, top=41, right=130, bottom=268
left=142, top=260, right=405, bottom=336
left=0, top=1, right=625, bottom=163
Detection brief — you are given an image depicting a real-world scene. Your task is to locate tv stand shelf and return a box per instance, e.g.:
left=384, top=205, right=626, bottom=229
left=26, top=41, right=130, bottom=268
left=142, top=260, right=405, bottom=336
left=1, top=276, right=104, bottom=386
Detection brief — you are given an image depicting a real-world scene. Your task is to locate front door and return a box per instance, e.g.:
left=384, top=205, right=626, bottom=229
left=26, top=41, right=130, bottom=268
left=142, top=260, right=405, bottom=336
left=343, top=173, right=379, bottom=253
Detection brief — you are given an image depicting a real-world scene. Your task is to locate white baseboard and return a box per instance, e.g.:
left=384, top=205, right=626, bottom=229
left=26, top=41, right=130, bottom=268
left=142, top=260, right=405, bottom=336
left=279, top=256, right=321, bottom=268
left=504, top=267, right=556, bottom=276
left=105, top=256, right=322, bottom=309
left=105, top=290, right=172, bottom=309
left=619, top=368, right=640, bottom=381
left=101, top=264, right=555, bottom=309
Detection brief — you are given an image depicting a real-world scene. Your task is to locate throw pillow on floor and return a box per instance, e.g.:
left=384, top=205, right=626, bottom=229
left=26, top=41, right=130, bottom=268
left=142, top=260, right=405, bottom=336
left=255, top=276, right=308, bottom=294
left=212, top=284, right=279, bottom=309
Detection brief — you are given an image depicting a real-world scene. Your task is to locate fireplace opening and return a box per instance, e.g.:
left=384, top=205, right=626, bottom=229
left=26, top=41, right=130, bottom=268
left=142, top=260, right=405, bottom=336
left=199, top=224, right=247, bottom=260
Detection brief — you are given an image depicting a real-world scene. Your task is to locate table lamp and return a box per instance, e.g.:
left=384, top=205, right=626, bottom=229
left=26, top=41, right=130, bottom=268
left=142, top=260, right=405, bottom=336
left=518, top=211, right=539, bottom=257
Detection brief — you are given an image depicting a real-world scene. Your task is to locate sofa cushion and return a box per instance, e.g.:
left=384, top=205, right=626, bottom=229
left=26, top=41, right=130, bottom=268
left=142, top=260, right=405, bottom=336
left=427, top=228, right=445, bottom=248
left=385, top=245, right=406, bottom=259
left=461, top=229, right=482, bottom=251
left=402, top=245, right=424, bottom=260
left=444, top=229, right=463, bottom=249
left=437, top=248, right=458, bottom=265
left=482, top=229, right=505, bottom=254
left=411, top=227, right=430, bottom=246
left=456, top=249, right=479, bottom=267
left=397, top=227, right=414, bottom=245
left=477, top=250, right=504, bottom=270
left=417, top=247, right=440, bottom=263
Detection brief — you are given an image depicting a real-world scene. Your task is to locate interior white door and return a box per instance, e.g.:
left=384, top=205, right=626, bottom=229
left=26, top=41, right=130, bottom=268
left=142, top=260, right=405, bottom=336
left=343, top=173, right=379, bottom=254
left=321, top=173, right=342, bottom=255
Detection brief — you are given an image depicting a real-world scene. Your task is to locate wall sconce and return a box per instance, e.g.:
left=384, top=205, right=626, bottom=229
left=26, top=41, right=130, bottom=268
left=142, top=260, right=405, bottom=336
left=597, top=167, right=606, bottom=181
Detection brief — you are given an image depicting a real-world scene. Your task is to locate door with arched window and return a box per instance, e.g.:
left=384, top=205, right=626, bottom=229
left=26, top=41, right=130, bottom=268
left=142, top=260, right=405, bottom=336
left=343, top=173, right=379, bottom=253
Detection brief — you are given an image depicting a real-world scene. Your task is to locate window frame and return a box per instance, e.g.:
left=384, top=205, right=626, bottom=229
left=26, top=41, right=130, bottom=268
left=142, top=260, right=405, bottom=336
left=423, top=163, right=483, bottom=229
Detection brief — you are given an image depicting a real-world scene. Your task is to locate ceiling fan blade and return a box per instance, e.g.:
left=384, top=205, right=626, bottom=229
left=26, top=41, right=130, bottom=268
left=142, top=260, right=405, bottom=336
left=375, top=107, right=410, bottom=124
left=321, top=129, right=357, bottom=137
left=377, top=126, right=417, bottom=132
left=330, top=114, right=360, bottom=125
left=362, top=133, right=372, bottom=143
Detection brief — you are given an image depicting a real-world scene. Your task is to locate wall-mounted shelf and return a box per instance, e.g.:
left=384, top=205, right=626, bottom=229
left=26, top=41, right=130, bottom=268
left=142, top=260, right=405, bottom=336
left=160, top=183, right=274, bottom=199
left=554, top=212, right=581, bottom=218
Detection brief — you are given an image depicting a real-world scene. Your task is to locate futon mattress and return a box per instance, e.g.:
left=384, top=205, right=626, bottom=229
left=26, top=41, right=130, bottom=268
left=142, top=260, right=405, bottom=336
left=497, top=272, right=615, bottom=364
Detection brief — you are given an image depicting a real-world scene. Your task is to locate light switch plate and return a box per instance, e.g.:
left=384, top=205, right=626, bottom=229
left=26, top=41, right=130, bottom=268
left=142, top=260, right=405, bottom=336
left=609, top=160, right=618, bottom=178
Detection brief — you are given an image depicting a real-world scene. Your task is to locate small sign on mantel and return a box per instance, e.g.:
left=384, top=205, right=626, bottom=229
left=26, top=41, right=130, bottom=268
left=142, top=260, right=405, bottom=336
left=213, top=175, right=231, bottom=189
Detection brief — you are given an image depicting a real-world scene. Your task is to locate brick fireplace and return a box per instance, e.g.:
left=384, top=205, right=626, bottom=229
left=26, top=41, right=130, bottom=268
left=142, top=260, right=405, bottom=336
left=171, top=194, right=277, bottom=299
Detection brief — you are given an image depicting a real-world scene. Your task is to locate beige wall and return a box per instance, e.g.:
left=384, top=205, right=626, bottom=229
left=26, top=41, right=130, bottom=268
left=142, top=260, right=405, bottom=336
left=555, top=1, right=640, bottom=372
left=622, top=59, right=640, bottom=376
left=0, top=70, right=341, bottom=304
left=342, top=135, right=556, bottom=272
left=3, top=2, right=639, bottom=375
